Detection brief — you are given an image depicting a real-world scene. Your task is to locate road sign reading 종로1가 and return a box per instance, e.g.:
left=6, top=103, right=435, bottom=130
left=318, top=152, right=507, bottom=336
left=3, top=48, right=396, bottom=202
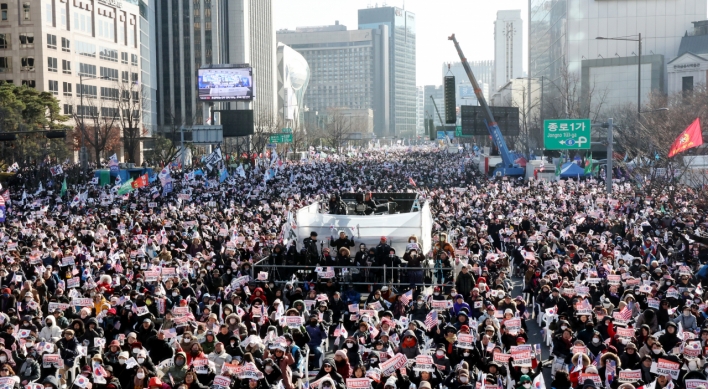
left=543, top=119, right=591, bottom=150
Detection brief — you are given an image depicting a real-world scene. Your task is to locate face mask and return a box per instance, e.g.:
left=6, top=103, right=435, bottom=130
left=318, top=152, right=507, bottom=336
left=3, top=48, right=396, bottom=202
left=436, top=351, right=444, bottom=356
left=133, top=349, right=140, bottom=354
left=460, top=377, right=468, bottom=383
left=592, top=337, right=600, bottom=344
left=417, top=301, right=423, bottom=306
left=323, top=385, right=332, bottom=389
left=118, top=359, right=126, bottom=365
left=561, top=326, right=567, bottom=330
left=621, top=338, right=628, bottom=345
left=265, top=366, right=273, bottom=373
left=653, top=349, right=661, bottom=354
left=138, top=357, right=145, bottom=363
left=175, top=359, right=185, bottom=366
left=434, top=292, right=439, bottom=296
left=523, top=384, right=531, bottom=388
left=136, top=373, right=145, bottom=379
left=463, top=352, right=470, bottom=357
left=172, top=292, right=179, bottom=297
left=346, top=343, right=353, bottom=348
left=521, top=368, right=529, bottom=374
left=666, top=281, right=672, bottom=286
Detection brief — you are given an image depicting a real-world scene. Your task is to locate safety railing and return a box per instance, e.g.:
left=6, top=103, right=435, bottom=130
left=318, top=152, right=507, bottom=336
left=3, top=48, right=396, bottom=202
left=251, top=259, right=456, bottom=287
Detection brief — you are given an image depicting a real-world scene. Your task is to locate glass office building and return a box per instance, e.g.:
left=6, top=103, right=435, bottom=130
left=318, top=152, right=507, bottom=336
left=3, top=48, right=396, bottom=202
left=359, top=6, right=416, bottom=137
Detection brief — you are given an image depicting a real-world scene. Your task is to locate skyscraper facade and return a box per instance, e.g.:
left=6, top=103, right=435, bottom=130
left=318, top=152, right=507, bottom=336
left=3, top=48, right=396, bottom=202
left=277, top=23, right=390, bottom=137
left=156, top=0, right=277, bottom=127
left=359, top=6, right=416, bottom=137
left=494, top=10, right=523, bottom=93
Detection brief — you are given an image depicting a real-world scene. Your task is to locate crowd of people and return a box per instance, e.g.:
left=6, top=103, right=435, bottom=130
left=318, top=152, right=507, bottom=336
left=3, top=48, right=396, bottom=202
left=0, top=146, right=706, bottom=389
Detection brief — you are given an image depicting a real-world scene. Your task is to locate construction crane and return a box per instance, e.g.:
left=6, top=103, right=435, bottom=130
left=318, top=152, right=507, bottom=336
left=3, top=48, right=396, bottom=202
left=448, top=34, right=524, bottom=177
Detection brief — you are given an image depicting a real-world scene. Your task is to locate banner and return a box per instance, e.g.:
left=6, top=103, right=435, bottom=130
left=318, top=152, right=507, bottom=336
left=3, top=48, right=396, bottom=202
left=653, top=358, right=680, bottom=379
left=669, top=118, right=703, bottom=157
left=618, top=369, right=641, bottom=383
left=686, top=380, right=708, bottom=389
left=345, top=378, right=371, bottom=389
left=413, top=355, right=434, bottom=372
left=380, top=353, right=408, bottom=376
left=456, top=334, right=475, bottom=349
left=71, top=298, right=92, bottom=307
left=212, top=375, right=231, bottom=389
left=204, top=147, right=223, bottom=171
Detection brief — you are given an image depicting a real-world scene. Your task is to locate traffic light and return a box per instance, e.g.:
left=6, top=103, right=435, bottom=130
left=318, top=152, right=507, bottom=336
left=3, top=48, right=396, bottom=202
left=0, top=134, right=17, bottom=142
left=45, top=130, right=67, bottom=139
left=428, top=119, right=435, bottom=141
left=444, top=76, right=456, bottom=124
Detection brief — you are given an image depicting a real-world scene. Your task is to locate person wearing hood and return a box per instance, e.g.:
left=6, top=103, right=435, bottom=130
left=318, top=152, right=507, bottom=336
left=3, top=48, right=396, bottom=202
left=261, top=357, right=283, bottom=389
left=264, top=344, right=295, bottom=389
left=17, top=347, right=40, bottom=385
left=516, top=375, right=533, bottom=389
left=658, top=322, right=681, bottom=351
left=136, top=318, right=157, bottom=345
left=316, top=376, right=339, bottom=389
left=452, top=294, right=472, bottom=317
left=314, top=358, right=345, bottom=387
left=334, top=335, right=359, bottom=367
left=305, top=314, right=326, bottom=370
left=635, top=309, right=659, bottom=333
left=399, top=330, right=420, bottom=359
left=38, top=316, right=61, bottom=343
left=410, top=295, right=430, bottom=323
left=163, top=351, right=188, bottom=384
left=56, top=329, right=79, bottom=386
left=597, top=352, right=621, bottom=385
left=455, top=265, right=475, bottom=298
left=146, top=330, right=174, bottom=364
left=81, top=317, right=104, bottom=355
left=333, top=350, right=351, bottom=380
left=249, top=287, right=268, bottom=306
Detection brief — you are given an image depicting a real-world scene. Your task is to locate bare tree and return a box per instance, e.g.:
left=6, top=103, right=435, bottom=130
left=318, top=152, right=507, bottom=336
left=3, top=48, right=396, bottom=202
left=72, top=94, right=122, bottom=163
left=543, top=59, right=610, bottom=123
left=116, top=72, right=148, bottom=163
left=251, top=113, right=282, bottom=154
left=144, top=109, right=184, bottom=166
left=611, top=85, right=708, bottom=206
left=320, top=108, right=356, bottom=153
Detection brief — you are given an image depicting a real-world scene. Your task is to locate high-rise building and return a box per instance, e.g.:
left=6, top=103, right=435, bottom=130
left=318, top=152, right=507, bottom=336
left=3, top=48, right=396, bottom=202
left=0, top=0, right=148, bottom=161
left=359, top=6, right=416, bottom=137
left=277, top=22, right=390, bottom=137
left=416, top=86, right=424, bottom=135
left=529, top=0, right=707, bottom=112
left=444, top=61, right=493, bottom=106
left=494, top=10, right=523, bottom=93
left=156, top=0, right=277, bottom=127
left=139, top=0, right=157, bottom=136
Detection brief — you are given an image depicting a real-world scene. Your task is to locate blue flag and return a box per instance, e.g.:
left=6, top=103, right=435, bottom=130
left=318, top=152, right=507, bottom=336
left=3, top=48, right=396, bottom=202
left=0, top=205, right=5, bottom=223
left=219, top=168, right=228, bottom=183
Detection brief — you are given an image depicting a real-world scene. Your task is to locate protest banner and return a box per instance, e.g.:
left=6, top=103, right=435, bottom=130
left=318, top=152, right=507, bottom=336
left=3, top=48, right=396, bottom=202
left=511, top=350, right=532, bottom=367
left=144, top=271, right=160, bottom=282
left=380, top=353, right=408, bottom=376
left=212, top=375, right=231, bottom=389
left=238, top=363, right=264, bottom=380
left=284, top=316, right=304, bottom=328
left=686, top=380, right=708, bottom=389
left=345, top=378, right=371, bottom=389
left=653, top=358, right=681, bottom=380
left=493, top=353, right=512, bottom=363
left=579, top=374, right=602, bottom=387
left=616, top=327, right=635, bottom=338
left=42, top=354, right=63, bottom=368
left=456, top=334, right=475, bottom=349
left=413, top=355, right=434, bottom=372
left=504, top=318, right=522, bottom=334
left=618, top=370, right=641, bottom=383
left=71, top=297, right=92, bottom=307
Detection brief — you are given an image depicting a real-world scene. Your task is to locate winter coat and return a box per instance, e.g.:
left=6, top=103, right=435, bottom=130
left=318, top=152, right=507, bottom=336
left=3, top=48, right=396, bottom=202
left=38, top=316, right=62, bottom=342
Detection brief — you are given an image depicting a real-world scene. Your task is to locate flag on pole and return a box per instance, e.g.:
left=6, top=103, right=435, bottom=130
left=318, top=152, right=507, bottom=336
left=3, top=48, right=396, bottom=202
left=532, top=373, right=546, bottom=389
left=617, top=306, right=632, bottom=321
left=117, top=179, right=134, bottom=195
left=555, top=158, right=562, bottom=177
left=130, top=174, right=149, bottom=189
left=668, top=118, right=703, bottom=157
left=408, top=177, right=416, bottom=187
left=584, top=153, right=593, bottom=175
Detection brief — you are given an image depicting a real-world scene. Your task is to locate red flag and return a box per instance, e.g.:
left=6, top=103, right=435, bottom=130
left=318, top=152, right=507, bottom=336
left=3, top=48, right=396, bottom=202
left=131, top=174, right=148, bottom=189
left=408, top=177, right=416, bottom=187
left=668, top=118, right=703, bottom=157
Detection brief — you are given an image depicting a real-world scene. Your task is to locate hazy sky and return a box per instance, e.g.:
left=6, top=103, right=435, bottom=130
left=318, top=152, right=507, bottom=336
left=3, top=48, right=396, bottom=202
left=273, top=0, right=528, bottom=87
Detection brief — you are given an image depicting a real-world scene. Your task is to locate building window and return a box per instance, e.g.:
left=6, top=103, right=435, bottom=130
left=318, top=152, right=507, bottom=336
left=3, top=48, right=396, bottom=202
left=100, top=67, right=118, bottom=81
left=131, top=72, right=138, bottom=83
left=48, top=80, right=58, bottom=95
left=683, top=76, right=694, bottom=97
left=78, top=63, right=96, bottom=77
left=46, top=34, right=56, bottom=49
left=76, top=41, right=96, bottom=57
left=76, top=84, right=96, bottom=98
left=100, top=87, right=119, bottom=101
left=62, top=81, right=71, bottom=96
left=0, top=33, right=8, bottom=49
left=44, top=1, right=52, bottom=26
left=77, top=105, right=97, bottom=117
left=19, top=33, right=34, bottom=48
left=20, top=56, right=34, bottom=71
left=62, top=59, right=71, bottom=74
left=47, top=57, right=57, bottom=72
left=131, top=53, right=138, bottom=66
left=0, top=56, right=10, bottom=72
left=99, top=47, right=118, bottom=62
left=21, top=80, right=35, bottom=88
left=1, top=4, right=7, bottom=21
left=121, top=70, right=129, bottom=82
left=22, top=3, right=30, bottom=21
left=61, top=37, right=70, bottom=52
left=63, top=104, right=73, bottom=115
left=59, top=7, right=66, bottom=29
left=121, top=52, right=128, bottom=64
left=101, top=107, right=119, bottom=117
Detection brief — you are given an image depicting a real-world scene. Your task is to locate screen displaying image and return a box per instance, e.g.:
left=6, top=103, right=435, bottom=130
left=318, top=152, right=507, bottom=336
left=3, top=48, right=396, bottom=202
left=198, top=67, right=254, bottom=101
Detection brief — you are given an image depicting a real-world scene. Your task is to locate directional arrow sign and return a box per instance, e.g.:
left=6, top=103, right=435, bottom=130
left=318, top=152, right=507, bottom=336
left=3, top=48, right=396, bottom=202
left=269, top=133, right=293, bottom=143
left=543, top=119, right=591, bottom=150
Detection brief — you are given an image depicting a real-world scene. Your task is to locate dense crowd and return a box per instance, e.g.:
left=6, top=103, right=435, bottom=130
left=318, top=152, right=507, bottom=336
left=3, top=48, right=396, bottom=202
left=0, top=147, right=706, bottom=389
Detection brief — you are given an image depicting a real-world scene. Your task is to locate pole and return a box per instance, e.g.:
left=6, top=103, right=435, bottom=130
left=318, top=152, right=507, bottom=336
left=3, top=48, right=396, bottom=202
left=607, top=118, right=613, bottom=195
left=180, top=125, right=185, bottom=168
left=637, top=33, right=642, bottom=122
left=79, top=74, right=87, bottom=174
left=540, top=76, right=544, bottom=125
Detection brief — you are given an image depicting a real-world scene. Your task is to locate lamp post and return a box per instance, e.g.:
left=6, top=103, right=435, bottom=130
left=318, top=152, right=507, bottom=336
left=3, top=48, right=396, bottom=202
left=596, top=34, right=642, bottom=121
left=78, top=74, right=110, bottom=172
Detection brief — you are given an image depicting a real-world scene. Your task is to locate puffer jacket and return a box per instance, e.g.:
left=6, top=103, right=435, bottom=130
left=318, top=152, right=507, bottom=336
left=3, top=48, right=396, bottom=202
left=38, top=316, right=62, bottom=342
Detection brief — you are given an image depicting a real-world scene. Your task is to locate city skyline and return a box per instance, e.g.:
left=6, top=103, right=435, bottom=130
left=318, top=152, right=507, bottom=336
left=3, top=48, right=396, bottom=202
left=273, top=0, right=529, bottom=87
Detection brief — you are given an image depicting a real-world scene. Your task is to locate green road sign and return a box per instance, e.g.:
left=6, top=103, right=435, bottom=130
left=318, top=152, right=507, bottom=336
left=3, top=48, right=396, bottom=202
left=455, top=126, right=471, bottom=137
left=543, top=119, right=591, bottom=150
left=282, top=128, right=293, bottom=133
left=269, top=133, right=293, bottom=143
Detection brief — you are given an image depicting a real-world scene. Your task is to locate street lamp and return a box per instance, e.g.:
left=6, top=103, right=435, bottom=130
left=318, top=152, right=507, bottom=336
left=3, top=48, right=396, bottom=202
left=596, top=34, right=642, bottom=121
left=78, top=74, right=109, bottom=173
